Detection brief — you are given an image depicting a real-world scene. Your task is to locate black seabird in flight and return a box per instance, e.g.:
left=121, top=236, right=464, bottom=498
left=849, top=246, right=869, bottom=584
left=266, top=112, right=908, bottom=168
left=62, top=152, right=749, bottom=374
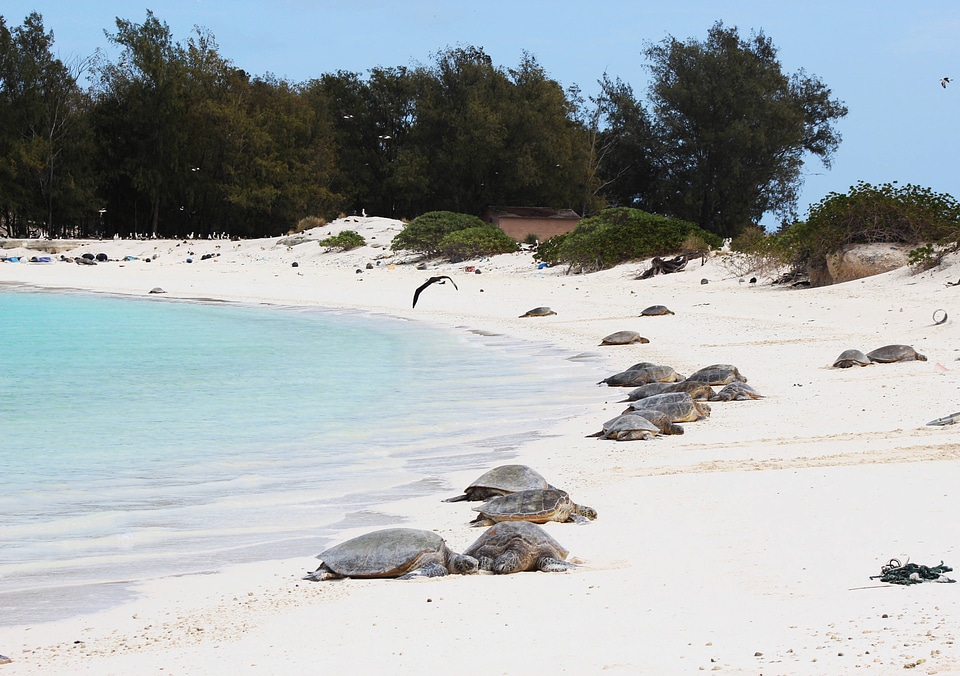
left=412, top=275, right=458, bottom=308
left=942, top=77, right=952, bottom=89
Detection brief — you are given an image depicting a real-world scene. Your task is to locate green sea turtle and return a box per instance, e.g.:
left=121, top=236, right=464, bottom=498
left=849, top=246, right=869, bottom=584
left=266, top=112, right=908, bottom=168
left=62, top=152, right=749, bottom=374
left=463, top=521, right=576, bottom=574
left=832, top=349, right=873, bottom=368
left=640, top=304, right=675, bottom=316
left=303, top=528, right=479, bottom=581
left=600, top=330, right=650, bottom=346
left=866, top=344, right=927, bottom=363
left=684, top=364, right=747, bottom=385
left=519, top=306, right=557, bottom=318
left=443, top=464, right=554, bottom=503
left=623, top=394, right=711, bottom=422
left=620, top=380, right=715, bottom=402
left=470, top=488, right=597, bottom=527
left=589, top=413, right=663, bottom=441
left=148, top=287, right=166, bottom=294
left=709, top=382, right=763, bottom=401
left=599, top=364, right=682, bottom=387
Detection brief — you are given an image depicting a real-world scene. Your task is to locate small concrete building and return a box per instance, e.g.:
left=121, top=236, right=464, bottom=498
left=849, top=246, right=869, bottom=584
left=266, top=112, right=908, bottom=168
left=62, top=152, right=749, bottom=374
left=483, top=207, right=581, bottom=242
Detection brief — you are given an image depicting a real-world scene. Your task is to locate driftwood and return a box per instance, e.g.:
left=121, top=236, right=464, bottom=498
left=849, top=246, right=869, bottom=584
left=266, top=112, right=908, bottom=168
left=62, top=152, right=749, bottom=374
left=636, top=251, right=706, bottom=280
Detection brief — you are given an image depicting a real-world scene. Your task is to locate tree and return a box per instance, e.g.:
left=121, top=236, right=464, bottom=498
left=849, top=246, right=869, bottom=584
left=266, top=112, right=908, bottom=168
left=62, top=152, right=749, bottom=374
left=644, top=21, right=847, bottom=238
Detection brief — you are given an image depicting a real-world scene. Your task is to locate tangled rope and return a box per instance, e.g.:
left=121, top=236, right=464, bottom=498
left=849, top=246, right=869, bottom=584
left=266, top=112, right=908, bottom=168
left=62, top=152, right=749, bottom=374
left=870, top=558, right=956, bottom=585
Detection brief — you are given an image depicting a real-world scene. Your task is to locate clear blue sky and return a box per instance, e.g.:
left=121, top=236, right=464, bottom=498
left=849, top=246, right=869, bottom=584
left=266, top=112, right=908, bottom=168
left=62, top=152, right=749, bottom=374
left=4, top=1, right=958, bottom=225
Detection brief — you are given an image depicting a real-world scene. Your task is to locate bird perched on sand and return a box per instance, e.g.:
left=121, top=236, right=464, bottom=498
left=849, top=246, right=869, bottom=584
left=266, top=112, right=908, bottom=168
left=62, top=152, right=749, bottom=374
left=942, top=77, right=952, bottom=89
left=412, top=275, right=458, bottom=308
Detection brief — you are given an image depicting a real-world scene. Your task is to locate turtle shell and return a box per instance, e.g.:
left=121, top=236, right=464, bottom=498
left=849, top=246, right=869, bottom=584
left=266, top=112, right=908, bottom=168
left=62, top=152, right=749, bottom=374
left=624, top=398, right=710, bottom=423
left=519, top=306, right=557, bottom=317
left=640, top=304, right=675, bottom=316
left=597, top=413, right=662, bottom=440
left=709, top=382, right=763, bottom=401
left=866, top=344, right=927, bottom=363
left=472, top=488, right=574, bottom=523
left=315, top=528, right=452, bottom=578
left=444, top=464, right=552, bottom=502
left=685, top=364, right=747, bottom=385
left=832, top=349, right=872, bottom=368
left=600, top=330, right=649, bottom=345
left=622, top=380, right=715, bottom=401
left=599, top=364, right=681, bottom=387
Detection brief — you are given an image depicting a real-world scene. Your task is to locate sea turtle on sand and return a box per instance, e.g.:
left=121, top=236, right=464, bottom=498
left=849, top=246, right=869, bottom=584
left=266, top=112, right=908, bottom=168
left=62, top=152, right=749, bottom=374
left=148, top=287, right=166, bottom=294
left=684, top=364, right=748, bottom=385
left=463, top=521, right=576, bottom=574
left=709, top=382, right=763, bottom=401
left=599, top=364, right=682, bottom=387
left=443, top=464, right=554, bottom=503
left=623, top=397, right=711, bottom=423
left=620, top=380, right=715, bottom=402
left=519, top=306, right=557, bottom=318
left=600, top=330, right=650, bottom=346
left=866, top=344, right=927, bottom=363
left=470, top=488, right=597, bottom=527
left=303, top=528, right=479, bottom=581
left=640, top=304, right=675, bottom=316
left=832, top=349, right=873, bottom=368
left=588, top=413, right=663, bottom=441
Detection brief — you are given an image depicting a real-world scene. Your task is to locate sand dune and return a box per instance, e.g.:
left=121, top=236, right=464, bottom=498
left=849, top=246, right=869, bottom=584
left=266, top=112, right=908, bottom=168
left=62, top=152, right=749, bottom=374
left=2, top=217, right=960, bottom=674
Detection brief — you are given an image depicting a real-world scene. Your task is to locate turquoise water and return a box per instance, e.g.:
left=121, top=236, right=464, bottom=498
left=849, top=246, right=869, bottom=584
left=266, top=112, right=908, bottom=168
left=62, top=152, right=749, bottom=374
left=0, top=288, right=601, bottom=624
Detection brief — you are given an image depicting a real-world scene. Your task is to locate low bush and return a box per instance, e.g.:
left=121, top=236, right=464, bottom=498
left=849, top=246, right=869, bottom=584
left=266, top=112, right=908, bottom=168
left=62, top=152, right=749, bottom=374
left=438, top=226, right=519, bottom=262
left=318, top=229, right=365, bottom=250
left=391, top=211, right=489, bottom=255
left=534, top=207, right=722, bottom=272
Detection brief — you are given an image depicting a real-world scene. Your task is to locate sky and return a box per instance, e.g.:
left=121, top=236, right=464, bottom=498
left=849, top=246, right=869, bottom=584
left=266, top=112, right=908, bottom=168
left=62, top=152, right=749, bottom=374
left=3, top=1, right=959, bottom=225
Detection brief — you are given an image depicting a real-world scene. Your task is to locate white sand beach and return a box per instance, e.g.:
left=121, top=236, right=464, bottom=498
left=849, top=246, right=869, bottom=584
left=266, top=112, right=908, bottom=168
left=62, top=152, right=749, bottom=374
left=3, top=216, right=960, bottom=674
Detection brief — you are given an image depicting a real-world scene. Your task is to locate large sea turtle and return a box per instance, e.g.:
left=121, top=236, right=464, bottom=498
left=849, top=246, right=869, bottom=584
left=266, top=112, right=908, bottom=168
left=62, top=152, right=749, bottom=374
left=303, top=528, right=479, bottom=581
left=709, top=382, right=763, bottom=401
left=623, top=395, right=711, bottom=422
left=470, top=488, right=597, bottom=527
left=684, top=364, right=747, bottom=385
left=588, top=413, right=663, bottom=441
left=443, top=464, right=553, bottom=503
left=600, top=330, right=649, bottom=345
left=866, top=344, right=927, bottom=363
left=463, top=521, right=576, bottom=574
left=640, top=305, right=675, bottom=316
left=620, top=380, right=715, bottom=402
left=599, top=364, right=682, bottom=387
left=832, top=349, right=872, bottom=368
left=519, top=306, right=557, bottom=318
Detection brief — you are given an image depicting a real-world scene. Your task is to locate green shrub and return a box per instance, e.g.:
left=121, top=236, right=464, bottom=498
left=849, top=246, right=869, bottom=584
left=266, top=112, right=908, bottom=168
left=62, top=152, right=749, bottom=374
left=438, top=226, right=519, bottom=262
left=390, top=211, right=489, bottom=254
left=533, top=207, right=722, bottom=271
left=318, top=229, right=365, bottom=250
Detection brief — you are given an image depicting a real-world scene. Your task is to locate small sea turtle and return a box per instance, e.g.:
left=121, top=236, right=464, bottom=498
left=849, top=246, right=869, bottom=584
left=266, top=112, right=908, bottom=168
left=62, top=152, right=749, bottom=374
left=684, top=364, right=747, bottom=385
left=443, top=464, right=553, bottom=503
left=709, top=382, right=763, bottom=401
left=148, top=287, right=166, bottom=294
left=866, top=344, right=927, bottom=363
left=519, top=306, right=557, bottom=318
left=640, top=304, right=675, bottom=316
left=620, top=380, right=715, bottom=402
left=588, top=413, right=663, bottom=441
left=599, top=364, right=682, bottom=387
left=303, top=528, right=479, bottom=581
left=832, top=349, right=872, bottom=368
left=600, top=330, right=650, bottom=346
left=470, top=488, right=597, bottom=527
left=463, top=521, right=576, bottom=574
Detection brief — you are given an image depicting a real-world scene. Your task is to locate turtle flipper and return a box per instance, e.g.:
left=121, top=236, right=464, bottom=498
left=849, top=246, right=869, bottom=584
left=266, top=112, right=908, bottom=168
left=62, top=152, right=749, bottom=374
left=469, top=515, right=496, bottom=527
left=303, top=565, right=339, bottom=582
left=537, top=557, right=576, bottom=572
left=397, top=562, right=449, bottom=579
left=568, top=513, right=592, bottom=525
left=442, top=493, right=470, bottom=503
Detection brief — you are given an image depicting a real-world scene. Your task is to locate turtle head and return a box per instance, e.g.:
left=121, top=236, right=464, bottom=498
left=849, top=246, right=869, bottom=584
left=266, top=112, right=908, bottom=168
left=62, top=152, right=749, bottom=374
left=451, top=553, right=480, bottom=575
left=576, top=504, right=598, bottom=521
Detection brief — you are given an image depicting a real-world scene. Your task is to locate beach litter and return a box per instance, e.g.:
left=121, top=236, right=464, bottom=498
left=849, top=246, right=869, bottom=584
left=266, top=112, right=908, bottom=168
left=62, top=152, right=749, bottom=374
left=870, top=558, right=955, bottom=585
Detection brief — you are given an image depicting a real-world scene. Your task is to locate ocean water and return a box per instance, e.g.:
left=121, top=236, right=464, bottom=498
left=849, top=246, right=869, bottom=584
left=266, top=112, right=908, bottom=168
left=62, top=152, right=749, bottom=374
left=0, top=287, right=601, bottom=624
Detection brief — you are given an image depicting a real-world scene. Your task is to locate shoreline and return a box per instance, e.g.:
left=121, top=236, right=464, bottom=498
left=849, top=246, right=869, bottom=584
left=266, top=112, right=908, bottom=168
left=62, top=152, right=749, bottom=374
left=3, top=221, right=960, bottom=673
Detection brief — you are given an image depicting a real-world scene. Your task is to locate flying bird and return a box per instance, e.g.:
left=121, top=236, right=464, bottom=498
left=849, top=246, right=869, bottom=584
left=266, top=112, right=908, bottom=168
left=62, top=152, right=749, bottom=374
left=942, top=77, right=952, bottom=88
left=412, top=275, right=458, bottom=308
